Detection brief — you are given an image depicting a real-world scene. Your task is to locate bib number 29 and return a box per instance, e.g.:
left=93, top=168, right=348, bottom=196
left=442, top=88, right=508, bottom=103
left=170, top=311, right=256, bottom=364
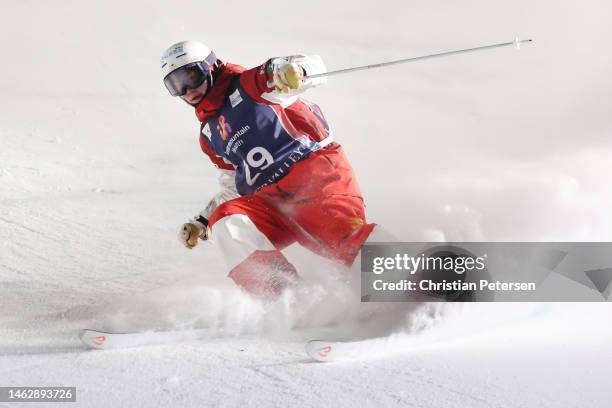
left=244, top=146, right=274, bottom=186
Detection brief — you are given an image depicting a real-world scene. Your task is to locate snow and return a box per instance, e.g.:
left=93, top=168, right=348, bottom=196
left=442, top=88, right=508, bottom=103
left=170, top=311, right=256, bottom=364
left=1, top=0, right=611, bottom=407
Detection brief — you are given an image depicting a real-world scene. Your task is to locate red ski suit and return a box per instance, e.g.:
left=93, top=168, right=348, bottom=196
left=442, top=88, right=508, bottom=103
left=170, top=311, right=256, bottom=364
left=194, top=58, right=375, bottom=295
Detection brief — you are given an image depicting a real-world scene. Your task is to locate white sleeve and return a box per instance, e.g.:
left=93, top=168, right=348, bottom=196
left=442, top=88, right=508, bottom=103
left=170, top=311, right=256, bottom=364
left=197, top=169, right=240, bottom=220
left=261, top=54, right=327, bottom=106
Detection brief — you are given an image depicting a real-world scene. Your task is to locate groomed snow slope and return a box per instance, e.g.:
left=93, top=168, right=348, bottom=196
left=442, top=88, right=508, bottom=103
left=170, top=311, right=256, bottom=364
left=1, top=1, right=611, bottom=407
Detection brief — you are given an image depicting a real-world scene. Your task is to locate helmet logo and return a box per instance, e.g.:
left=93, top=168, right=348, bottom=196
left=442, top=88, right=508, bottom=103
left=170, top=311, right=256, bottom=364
left=168, top=45, right=184, bottom=57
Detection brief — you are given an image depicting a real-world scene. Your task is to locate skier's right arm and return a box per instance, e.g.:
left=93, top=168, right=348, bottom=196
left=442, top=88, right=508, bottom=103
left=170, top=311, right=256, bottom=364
left=178, top=169, right=239, bottom=249
left=178, top=128, right=241, bottom=249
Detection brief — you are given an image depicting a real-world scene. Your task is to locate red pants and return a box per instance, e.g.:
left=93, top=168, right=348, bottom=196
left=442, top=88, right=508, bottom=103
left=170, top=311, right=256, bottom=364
left=208, top=145, right=375, bottom=295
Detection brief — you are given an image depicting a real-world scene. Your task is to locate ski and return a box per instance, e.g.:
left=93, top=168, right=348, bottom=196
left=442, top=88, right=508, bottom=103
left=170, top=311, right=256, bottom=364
left=79, top=328, right=210, bottom=350
left=305, top=335, right=420, bottom=362
left=306, top=339, right=378, bottom=362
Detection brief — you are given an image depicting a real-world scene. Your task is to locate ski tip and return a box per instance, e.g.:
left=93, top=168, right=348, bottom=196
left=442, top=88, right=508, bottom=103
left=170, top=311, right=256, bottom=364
left=79, top=329, right=109, bottom=350
left=305, top=340, right=335, bottom=362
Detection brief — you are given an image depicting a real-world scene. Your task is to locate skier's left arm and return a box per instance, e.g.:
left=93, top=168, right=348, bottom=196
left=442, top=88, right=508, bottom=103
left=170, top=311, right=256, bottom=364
left=239, top=55, right=327, bottom=105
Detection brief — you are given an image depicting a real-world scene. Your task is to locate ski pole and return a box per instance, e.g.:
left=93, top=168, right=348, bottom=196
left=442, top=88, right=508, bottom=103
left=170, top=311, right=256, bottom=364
left=305, top=37, right=532, bottom=81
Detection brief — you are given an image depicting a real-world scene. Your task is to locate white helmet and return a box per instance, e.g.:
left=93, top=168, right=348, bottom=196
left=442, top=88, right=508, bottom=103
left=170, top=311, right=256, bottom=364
left=160, top=40, right=217, bottom=97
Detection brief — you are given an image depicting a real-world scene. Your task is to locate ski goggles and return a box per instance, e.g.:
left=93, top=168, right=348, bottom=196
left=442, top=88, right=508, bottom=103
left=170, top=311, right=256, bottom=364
left=163, top=61, right=212, bottom=97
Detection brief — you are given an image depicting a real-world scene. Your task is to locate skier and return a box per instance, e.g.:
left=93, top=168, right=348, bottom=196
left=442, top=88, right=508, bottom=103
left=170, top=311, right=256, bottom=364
left=161, top=40, right=381, bottom=296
